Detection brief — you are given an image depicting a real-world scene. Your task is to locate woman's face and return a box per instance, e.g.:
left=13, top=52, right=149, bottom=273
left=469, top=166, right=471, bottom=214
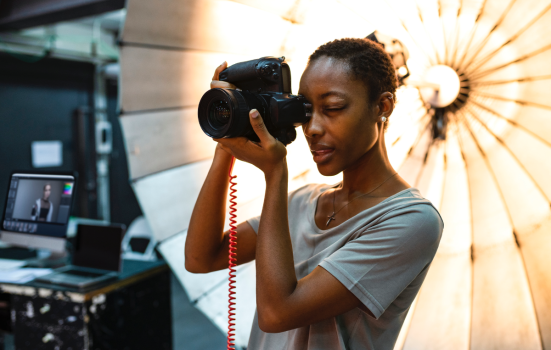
left=298, top=56, right=382, bottom=176
left=43, top=185, right=51, bottom=200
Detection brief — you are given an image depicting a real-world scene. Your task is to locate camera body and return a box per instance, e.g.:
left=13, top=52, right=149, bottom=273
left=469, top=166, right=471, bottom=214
left=198, top=57, right=312, bottom=145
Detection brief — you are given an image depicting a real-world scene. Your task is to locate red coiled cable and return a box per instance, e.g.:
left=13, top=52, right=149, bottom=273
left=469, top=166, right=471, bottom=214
left=227, top=156, right=237, bottom=350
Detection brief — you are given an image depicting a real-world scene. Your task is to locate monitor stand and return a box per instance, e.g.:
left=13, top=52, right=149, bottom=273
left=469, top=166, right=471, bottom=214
left=26, top=249, right=69, bottom=268
left=0, top=246, right=37, bottom=260
left=0, top=246, right=68, bottom=268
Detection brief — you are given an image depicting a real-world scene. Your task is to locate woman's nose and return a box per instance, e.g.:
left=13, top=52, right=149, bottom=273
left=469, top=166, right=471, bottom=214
left=302, top=111, right=324, bottom=139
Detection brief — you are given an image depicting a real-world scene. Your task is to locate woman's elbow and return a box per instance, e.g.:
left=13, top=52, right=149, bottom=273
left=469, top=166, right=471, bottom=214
left=184, top=256, right=210, bottom=274
left=257, top=307, right=289, bottom=333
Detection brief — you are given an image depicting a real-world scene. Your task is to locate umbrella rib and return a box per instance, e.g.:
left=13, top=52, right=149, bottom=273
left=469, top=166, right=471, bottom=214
left=463, top=104, right=551, bottom=202
left=453, top=0, right=489, bottom=71
left=470, top=75, right=551, bottom=86
left=469, top=89, right=551, bottom=111
left=468, top=42, right=551, bottom=80
left=460, top=0, right=518, bottom=72
left=468, top=98, right=551, bottom=148
left=459, top=110, right=547, bottom=349
left=465, top=3, right=551, bottom=75
left=390, top=106, right=429, bottom=147
left=414, top=139, right=434, bottom=188
left=438, top=137, right=447, bottom=211
left=417, top=3, right=442, bottom=64
left=382, top=0, right=437, bottom=66
left=399, top=117, right=433, bottom=174
left=338, top=0, right=433, bottom=68
left=438, top=1, right=450, bottom=65
left=451, top=113, right=476, bottom=350
left=447, top=11, right=462, bottom=67
left=448, top=0, right=468, bottom=68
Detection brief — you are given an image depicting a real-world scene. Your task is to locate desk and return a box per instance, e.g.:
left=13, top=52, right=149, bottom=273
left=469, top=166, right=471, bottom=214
left=0, top=259, right=171, bottom=350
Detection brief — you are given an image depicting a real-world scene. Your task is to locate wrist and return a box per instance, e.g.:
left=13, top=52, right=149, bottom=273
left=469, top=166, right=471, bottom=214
left=264, top=159, right=288, bottom=184
left=214, top=144, right=233, bottom=163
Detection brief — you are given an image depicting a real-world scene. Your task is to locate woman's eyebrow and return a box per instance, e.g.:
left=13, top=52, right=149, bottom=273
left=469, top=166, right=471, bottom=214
left=320, top=91, right=347, bottom=99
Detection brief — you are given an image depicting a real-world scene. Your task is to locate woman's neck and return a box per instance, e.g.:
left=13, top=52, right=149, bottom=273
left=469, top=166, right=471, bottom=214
left=340, top=129, right=397, bottom=197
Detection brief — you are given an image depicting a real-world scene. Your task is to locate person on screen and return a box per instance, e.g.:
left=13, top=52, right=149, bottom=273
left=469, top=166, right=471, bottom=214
left=31, top=184, right=53, bottom=222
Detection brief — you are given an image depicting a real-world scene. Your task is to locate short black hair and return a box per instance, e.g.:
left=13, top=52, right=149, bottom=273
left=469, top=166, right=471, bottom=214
left=309, top=38, right=397, bottom=126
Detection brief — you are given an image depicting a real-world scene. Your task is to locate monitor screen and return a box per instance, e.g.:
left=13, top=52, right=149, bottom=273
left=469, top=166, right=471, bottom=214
left=2, top=173, right=75, bottom=238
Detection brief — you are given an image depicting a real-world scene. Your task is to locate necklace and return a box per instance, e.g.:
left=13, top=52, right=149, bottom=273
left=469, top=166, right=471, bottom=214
left=325, top=172, right=398, bottom=227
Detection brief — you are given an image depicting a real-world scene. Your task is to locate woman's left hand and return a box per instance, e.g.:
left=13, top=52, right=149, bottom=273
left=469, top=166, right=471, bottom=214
left=214, top=109, right=287, bottom=175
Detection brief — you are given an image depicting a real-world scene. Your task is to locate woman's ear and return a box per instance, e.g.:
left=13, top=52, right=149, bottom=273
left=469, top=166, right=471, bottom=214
left=378, top=92, right=394, bottom=119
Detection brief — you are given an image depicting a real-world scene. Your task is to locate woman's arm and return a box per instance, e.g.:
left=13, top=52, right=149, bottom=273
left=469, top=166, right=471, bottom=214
left=185, top=62, right=258, bottom=273
left=185, top=145, right=258, bottom=273
left=216, top=111, right=366, bottom=333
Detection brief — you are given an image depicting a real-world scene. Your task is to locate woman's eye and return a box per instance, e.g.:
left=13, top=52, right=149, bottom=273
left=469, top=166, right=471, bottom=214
left=325, top=106, right=345, bottom=111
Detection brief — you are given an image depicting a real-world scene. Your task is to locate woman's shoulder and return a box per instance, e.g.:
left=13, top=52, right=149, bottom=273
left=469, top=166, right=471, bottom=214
left=375, top=187, right=444, bottom=239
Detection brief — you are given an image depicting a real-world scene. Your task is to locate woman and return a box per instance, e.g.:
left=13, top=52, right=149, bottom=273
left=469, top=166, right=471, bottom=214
left=31, top=183, right=53, bottom=222
left=185, top=38, right=443, bottom=350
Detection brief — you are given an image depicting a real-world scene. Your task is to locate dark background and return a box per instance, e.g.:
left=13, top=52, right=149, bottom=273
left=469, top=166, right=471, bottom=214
left=0, top=52, right=142, bottom=226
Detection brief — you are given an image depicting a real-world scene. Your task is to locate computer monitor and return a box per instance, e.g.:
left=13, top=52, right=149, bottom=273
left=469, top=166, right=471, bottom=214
left=1, top=172, right=76, bottom=253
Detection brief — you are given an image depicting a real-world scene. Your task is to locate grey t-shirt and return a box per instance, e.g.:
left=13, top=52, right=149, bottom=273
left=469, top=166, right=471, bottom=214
left=246, top=184, right=443, bottom=350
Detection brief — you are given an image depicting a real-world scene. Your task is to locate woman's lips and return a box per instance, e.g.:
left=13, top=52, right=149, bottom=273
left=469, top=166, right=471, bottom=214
left=311, top=148, right=335, bottom=163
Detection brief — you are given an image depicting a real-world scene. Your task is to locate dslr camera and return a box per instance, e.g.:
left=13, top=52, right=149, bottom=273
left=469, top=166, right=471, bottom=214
left=198, top=57, right=312, bottom=145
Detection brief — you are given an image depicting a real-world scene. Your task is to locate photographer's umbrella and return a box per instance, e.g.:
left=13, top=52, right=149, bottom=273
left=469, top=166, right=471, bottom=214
left=119, top=0, right=551, bottom=349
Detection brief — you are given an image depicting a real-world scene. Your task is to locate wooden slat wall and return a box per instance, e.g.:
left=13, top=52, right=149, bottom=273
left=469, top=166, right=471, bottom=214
left=132, top=159, right=212, bottom=241
left=120, top=47, right=247, bottom=113
left=119, top=0, right=297, bottom=245
left=120, top=107, right=216, bottom=179
left=123, top=0, right=291, bottom=54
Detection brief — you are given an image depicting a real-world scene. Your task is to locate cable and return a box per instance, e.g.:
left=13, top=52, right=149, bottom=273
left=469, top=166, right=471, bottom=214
left=227, top=156, right=237, bottom=350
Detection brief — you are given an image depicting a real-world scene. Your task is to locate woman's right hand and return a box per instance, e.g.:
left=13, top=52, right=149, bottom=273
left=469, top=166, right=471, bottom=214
left=211, top=61, right=236, bottom=161
left=211, top=61, right=237, bottom=90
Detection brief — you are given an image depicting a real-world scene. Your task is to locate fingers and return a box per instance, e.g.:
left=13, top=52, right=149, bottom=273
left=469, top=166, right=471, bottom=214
left=249, top=109, right=273, bottom=144
left=214, top=139, right=234, bottom=156
left=210, top=80, right=237, bottom=90
left=211, top=61, right=237, bottom=90
left=212, top=61, right=227, bottom=81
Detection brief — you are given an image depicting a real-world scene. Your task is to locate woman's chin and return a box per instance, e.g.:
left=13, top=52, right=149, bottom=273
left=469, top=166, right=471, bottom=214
left=316, top=163, right=342, bottom=177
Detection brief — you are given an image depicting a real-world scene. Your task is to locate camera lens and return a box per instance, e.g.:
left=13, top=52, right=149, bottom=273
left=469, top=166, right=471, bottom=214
left=208, top=100, right=231, bottom=130
left=198, top=88, right=257, bottom=139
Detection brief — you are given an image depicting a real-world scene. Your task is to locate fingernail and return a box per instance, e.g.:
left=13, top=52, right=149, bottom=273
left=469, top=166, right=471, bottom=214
left=250, top=109, right=259, bottom=118
left=220, top=61, right=226, bottom=67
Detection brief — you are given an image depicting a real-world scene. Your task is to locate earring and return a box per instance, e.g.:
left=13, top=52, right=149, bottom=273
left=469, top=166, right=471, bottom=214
left=381, top=116, right=387, bottom=123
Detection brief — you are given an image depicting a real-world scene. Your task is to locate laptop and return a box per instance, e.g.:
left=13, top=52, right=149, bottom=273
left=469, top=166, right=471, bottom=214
left=36, top=223, right=125, bottom=289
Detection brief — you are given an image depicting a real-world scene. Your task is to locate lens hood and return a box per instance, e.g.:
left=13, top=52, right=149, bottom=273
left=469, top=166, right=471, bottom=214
left=198, top=88, right=252, bottom=139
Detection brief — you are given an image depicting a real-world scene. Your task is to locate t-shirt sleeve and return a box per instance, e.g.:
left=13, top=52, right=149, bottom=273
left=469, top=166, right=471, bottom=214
left=319, top=203, right=443, bottom=319
left=247, top=215, right=261, bottom=234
